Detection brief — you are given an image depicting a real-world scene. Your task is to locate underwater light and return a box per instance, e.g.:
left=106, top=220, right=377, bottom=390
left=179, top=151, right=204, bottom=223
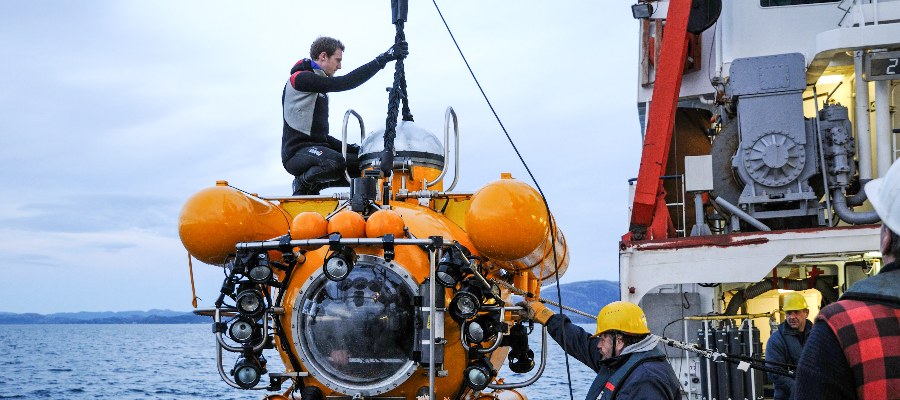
left=463, top=313, right=501, bottom=344
left=449, top=283, right=483, bottom=323
left=247, top=257, right=273, bottom=283
left=228, top=317, right=257, bottom=343
left=323, top=246, right=357, bottom=282
left=436, top=245, right=472, bottom=287
left=231, top=355, right=266, bottom=389
left=463, top=357, right=495, bottom=391
left=235, top=289, right=265, bottom=318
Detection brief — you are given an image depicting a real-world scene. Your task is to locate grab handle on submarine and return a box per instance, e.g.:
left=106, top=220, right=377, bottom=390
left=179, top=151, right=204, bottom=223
left=425, top=107, right=460, bottom=190
left=342, top=109, right=366, bottom=184
left=488, top=324, right=549, bottom=390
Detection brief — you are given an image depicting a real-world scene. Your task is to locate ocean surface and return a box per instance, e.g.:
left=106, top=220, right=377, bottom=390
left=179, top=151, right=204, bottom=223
left=0, top=324, right=596, bottom=399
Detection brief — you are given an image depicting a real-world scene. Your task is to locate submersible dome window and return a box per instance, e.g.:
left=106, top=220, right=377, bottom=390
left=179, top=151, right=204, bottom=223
left=292, top=255, right=419, bottom=396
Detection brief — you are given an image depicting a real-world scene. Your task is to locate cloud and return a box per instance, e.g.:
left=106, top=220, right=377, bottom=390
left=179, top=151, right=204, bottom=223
left=0, top=0, right=642, bottom=312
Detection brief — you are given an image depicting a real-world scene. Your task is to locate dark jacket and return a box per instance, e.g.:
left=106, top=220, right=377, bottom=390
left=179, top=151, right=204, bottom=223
left=765, top=319, right=812, bottom=399
left=281, top=58, right=385, bottom=164
left=546, top=314, right=682, bottom=400
left=792, top=261, right=900, bottom=400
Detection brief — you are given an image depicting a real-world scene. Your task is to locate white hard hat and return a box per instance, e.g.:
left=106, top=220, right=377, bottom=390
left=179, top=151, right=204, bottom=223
left=865, top=159, right=900, bottom=233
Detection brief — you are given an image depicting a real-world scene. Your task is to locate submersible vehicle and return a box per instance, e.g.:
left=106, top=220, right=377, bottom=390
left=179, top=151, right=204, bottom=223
left=177, top=3, right=569, bottom=399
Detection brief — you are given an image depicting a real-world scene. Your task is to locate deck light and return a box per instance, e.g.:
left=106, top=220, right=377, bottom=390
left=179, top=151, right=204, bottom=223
left=236, top=289, right=266, bottom=318
left=631, top=3, right=653, bottom=19
left=463, top=357, right=495, bottom=391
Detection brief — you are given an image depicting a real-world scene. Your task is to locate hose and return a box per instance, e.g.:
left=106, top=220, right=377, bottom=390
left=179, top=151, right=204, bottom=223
left=832, top=188, right=880, bottom=224
left=845, top=179, right=871, bottom=207
left=724, top=277, right=838, bottom=315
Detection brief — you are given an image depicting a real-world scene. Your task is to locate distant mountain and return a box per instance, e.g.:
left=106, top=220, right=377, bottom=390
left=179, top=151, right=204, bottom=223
left=512, top=280, right=620, bottom=323
left=0, top=309, right=210, bottom=325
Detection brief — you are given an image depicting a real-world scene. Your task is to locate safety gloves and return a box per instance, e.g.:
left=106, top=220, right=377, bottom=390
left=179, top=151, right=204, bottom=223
left=375, top=41, right=409, bottom=67
left=515, top=300, right=555, bottom=325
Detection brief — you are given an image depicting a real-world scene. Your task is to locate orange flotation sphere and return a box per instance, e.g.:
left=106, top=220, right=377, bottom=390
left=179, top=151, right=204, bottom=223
left=366, top=209, right=406, bottom=238
left=178, top=183, right=290, bottom=265
left=465, top=174, right=549, bottom=261
left=328, top=211, right=366, bottom=239
left=290, top=212, right=328, bottom=250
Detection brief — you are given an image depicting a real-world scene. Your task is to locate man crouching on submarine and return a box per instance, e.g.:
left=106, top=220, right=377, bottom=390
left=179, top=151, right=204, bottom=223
left=518, top=300, right=681, bottom=400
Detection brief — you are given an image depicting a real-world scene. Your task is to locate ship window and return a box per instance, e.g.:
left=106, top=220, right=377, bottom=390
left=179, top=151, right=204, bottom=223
left=760, top=0, right=839, bottom=7
left=297, top=261, right=416, bottom=388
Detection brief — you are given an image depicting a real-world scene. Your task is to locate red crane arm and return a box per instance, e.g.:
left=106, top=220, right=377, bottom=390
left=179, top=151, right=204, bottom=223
left=627, top=0, right=693, bottom=241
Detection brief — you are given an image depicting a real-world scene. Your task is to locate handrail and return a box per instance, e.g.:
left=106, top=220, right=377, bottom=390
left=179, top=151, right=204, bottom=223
left=342, top=109, right=365, bottom=183
left=460, top=306, right=507, bottom=354
left=488, top=325, right=548, bottom=390
left=425, top=107, right=460, bottom=190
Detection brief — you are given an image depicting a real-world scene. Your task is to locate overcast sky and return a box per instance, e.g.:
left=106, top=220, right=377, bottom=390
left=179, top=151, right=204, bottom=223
left=0, top=1, right=642, bottom=313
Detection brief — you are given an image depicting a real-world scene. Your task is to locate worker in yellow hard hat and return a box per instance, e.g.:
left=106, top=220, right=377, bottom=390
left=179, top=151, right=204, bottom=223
left=518, top=300, right=681, bottom=400
left=765, top=292, right=812, bottom=400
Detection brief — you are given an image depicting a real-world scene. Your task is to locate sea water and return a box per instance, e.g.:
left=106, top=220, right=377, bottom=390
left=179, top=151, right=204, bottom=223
left=0, top=324, right=596, bottom=399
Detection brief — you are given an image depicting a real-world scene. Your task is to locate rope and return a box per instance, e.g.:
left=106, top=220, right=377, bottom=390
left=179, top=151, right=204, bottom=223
left=381, top=20, right=414, bottom=177
left=492, top=278, right=597, bottom=321
left=188, top=253, right=200, bottom=308
left=657, top=336, right=795, bottom=378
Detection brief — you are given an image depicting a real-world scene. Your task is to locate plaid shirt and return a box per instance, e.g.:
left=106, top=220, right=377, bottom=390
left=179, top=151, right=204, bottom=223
left=818, top=298, right=900, bottom=398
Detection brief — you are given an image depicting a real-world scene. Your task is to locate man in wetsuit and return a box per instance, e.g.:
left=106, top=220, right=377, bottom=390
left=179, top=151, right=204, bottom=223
left=765, top=292, right=812, bottom=400
left=282, top=36, right=408, bottom=195
left=518, top=300, right=681, bottom=400
left=792, top=158, right=900, bottom=399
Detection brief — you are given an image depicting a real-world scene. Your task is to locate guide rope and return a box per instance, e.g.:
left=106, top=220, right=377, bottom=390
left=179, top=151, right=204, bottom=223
left=492, top=278, right=597, bottom=320
left=657, top=336, right=795, bottom=378
left=381, top=18, right=414, bottom=177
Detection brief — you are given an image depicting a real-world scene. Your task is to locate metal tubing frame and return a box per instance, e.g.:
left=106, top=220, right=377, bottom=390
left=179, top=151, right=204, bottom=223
left=428, top=247, right=438, bottom=400
left=214, top=307, right=269, bottom=390
left=459, top=305, right=506, bottom=354
left=342, top=109, right=365, bottom=184
left=425, top=107, right=460, bottom=190
left=813, top=85, right=835, bottom=227
left=713, top=197, right=771, bottom=231
left=236, top=238, right=453, bottom=251
left=704, top=320, right=713, bottom=400
left=214, top=307, right=272, bottom=353
left=488, top=325, right=549, bottom=390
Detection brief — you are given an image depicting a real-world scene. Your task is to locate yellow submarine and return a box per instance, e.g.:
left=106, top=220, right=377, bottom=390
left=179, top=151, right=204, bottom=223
left=178, top=110, right=569, bottom=400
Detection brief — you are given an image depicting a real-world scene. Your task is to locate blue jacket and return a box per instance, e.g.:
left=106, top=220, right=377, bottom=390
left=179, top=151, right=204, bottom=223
left=546, top=314, right=682, bottom=400
left=765, top=319, right=812, bottom=400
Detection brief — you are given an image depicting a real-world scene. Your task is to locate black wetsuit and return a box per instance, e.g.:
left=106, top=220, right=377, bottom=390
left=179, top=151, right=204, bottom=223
left=281, top=58, right=386, bottom=195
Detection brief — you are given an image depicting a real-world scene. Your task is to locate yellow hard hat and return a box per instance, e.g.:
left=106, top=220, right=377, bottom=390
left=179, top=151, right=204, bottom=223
left=782, top=292, right=809, bottom=312
left=593, top=301, right=650, bottom=337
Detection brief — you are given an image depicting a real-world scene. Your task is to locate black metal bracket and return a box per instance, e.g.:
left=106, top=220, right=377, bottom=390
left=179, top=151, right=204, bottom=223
left=391, top=0, right=408, bottom=23
left=383, top=234, right=395, bottom=262
left=328, top=233, right=343, bottom=252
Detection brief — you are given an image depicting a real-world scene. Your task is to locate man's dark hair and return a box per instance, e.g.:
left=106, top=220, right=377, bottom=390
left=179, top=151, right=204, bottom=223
left=310, top=37, right=345, bottom=60
left=891, top=229, right=900, bottom=259
left=620, top=332, right=649, bottom=348
left=606, top=331, right=649, bottom=348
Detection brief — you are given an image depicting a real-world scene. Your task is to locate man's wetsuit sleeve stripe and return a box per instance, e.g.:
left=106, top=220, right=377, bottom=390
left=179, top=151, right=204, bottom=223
left=291, top=59, right=383, bottom=93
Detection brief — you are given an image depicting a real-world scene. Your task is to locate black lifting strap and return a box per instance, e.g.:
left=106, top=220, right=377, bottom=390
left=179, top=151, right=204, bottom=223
left=381, top=0, right=414, bottom=178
